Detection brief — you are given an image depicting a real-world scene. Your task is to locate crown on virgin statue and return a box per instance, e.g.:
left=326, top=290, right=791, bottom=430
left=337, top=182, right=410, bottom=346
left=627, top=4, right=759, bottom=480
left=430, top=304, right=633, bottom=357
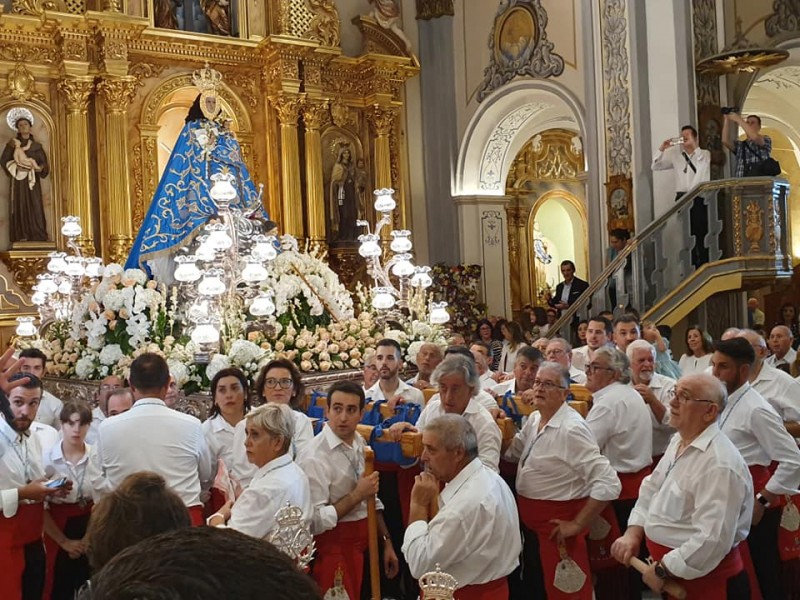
left=192, top=63, right=223, bottom=94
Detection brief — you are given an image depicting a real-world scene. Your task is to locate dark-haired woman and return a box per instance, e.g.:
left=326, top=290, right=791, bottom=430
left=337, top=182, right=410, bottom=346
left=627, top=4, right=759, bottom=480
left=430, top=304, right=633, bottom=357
left=475, top=319, right=502, bottom=371
left=678, top=325, right=714, bottom=376
left=202, top=367, right=251, bottom=474
left=230, top=359, right=313, bottom=488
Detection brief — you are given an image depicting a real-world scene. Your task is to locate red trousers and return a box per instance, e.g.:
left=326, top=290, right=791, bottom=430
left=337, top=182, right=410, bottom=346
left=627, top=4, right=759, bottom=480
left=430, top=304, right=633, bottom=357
left=43, top=502, right=92, bottom=600
left=648, top=539, right=745, bottom=600
left=456, top=577, right=509, bottom=600
left=312, top=518, right=368, bottom=600
left=0, top=503, right=44, bottom=600
left=518, top=496, right=592, bottom=599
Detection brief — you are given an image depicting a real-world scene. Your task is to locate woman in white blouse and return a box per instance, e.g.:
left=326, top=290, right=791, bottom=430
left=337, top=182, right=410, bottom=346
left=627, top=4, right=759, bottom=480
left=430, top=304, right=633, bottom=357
left=230, top=359, right=314, bottom=487
left=499, top=320, right=529, bottom=374
left=678, top=325, right=714, bottom=375
left=202, top=367, right=251, bottom=472
left=43, top=400, right=94, bottom=600
left=207, top=403, right=311, bottom=539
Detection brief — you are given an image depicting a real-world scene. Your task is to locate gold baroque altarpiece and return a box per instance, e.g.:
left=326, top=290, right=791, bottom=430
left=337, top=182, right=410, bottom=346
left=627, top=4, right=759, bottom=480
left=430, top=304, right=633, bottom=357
left=0, top=0, right=419, bottom=342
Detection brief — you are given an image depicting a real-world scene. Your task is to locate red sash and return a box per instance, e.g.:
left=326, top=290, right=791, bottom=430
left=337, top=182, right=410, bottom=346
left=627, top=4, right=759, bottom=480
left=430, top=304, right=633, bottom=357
left=647, top=539, right=744, bottom=600
left=618, top=466, right=651, bottom=501
left=187, top=505, right=205, bottom=527
left=517, top=496, right=593, bottom=599
left=455, top=577, right=509, bottom=600
left=587, top=503, right=622, bottom=571
left=44, top=501, right=92, bottom=600
left=0, top=503, right=44, bottom=600
left=312, top=518, right=368, bottom=600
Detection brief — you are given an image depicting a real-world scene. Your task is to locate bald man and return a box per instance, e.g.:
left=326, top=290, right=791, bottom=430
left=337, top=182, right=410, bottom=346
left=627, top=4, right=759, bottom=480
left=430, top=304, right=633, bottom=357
left=766, top=325, right=796, bottom=370
left=408, top=342, right=444, bottom=390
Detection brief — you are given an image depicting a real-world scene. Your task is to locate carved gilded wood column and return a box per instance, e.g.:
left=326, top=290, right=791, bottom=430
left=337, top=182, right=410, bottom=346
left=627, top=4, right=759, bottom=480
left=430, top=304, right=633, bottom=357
left=367, top=104, right=398, bottom=190
left=303, top=99, right=330, bottom=248
left=58, top=77, right=95, bottom=256
left=271, top=93, right=305, bottom=237
left=97, top=76, right=137, bottom=264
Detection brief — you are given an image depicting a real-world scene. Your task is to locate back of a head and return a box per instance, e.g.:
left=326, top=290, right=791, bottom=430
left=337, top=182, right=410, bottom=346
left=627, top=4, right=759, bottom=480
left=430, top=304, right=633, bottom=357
left=129, top=353, right=170, bottom=395
left=87, top=471, right=191, bottom=572
left=714, top=337, right=756, bottom=366
left=88, top=527, right=321, bottom=600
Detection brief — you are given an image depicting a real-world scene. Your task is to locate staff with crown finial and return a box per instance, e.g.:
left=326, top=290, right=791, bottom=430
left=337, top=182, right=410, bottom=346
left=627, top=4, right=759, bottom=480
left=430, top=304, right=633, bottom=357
left=206, top=404, right=312, bottom=541
left=1, top=107, right=49, bottom=244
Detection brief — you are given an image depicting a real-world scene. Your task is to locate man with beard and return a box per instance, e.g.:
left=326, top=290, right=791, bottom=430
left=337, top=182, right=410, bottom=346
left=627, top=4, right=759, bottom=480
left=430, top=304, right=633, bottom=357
left=572, top=316, right=613, bottom=372
left=0, top=365, right=71, bottom=600
left=407, top=342, right=443, bottom=391
left=365, top=339, right=424, bottom=408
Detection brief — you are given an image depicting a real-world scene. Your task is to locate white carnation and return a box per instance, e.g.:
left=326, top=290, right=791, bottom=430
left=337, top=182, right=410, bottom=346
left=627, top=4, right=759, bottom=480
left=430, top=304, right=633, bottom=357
left=75, top=355, right=97, bottom=379
left=206, top=354, right=231, bottom=381
left=406, top=341, right=425, bottom=365
left=167, top=359, right=190, bottom=387
left=99, top=344, right=124, bottom=366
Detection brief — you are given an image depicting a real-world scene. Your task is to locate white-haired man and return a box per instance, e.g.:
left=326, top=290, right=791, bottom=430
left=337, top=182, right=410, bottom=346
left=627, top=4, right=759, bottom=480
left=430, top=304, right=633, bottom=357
left=766, top=325, right=796, bottom=370
left=545, top=338, right=586, bottom=384
left=627, top=339, right=676, bottom=462
left=407, top=342, right=443, bottom=391
left=611, top=374, right=752, bottom=597
left=402, top=414, right=521, bottom=599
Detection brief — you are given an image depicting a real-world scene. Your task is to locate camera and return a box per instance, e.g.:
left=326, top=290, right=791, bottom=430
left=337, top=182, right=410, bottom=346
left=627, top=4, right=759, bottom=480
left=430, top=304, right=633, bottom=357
left=721, top=106, right=740, bottom=115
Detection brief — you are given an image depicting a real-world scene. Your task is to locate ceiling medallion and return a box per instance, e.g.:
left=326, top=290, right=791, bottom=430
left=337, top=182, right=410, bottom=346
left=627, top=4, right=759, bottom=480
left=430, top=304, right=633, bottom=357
left=696, top=18, right=789, bottom=75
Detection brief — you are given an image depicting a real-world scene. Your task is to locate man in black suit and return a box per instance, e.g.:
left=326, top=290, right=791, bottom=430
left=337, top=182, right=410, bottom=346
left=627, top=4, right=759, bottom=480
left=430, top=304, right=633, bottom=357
left=549, top=260, right=589, bottom=314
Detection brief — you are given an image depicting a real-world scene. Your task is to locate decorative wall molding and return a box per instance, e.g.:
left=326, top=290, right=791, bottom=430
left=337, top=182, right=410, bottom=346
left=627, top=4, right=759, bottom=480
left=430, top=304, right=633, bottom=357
left=693, top=0, right=720, bottom=107
left=478, top=0, right=564, bottom=102
left=766, top=0, right=800, bottom=37
left=599, top=0, right=632, bottom=178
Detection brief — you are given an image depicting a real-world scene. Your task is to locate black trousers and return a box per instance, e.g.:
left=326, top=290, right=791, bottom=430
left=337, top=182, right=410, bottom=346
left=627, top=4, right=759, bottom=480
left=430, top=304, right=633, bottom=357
left=748, top=506, right=784, bottom=599
left=676, top=192, right=709, bottom=267
left=22, top=540, right=45, bottom=600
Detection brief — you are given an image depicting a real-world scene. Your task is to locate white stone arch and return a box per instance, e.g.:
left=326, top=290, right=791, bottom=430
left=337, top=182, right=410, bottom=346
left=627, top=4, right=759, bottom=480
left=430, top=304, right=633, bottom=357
left=454, top=79, right=586, bottom=197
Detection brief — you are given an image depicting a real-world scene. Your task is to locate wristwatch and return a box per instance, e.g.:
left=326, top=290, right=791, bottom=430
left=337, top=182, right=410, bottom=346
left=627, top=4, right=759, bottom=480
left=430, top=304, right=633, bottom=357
left=756, top=493, right=770, bottom=508
left=654, top=561, right=670, bottom=580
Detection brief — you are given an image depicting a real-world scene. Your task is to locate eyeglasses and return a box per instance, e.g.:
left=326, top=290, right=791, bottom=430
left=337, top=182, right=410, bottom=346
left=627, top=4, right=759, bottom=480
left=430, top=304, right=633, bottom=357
left=99, top=384, right=122, bottom=391
left=532, top=379, right=565, bottom=391
left=667, top=389, right=715, bottom=405
left=545, top=349, right=566, bottom=357
left=585, top=363, right=614, bottom=374
left=264, top=377, right=294, bottom=389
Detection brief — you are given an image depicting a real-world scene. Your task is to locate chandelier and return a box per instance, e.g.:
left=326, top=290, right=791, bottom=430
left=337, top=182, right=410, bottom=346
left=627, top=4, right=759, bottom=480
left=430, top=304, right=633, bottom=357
left=22, top=216, right=105, bottom=338
left=696, top=18, right=789, bottom=75
left=357, top=188, right=449, bottom=325
left=172, top=170, right=278, bottom=363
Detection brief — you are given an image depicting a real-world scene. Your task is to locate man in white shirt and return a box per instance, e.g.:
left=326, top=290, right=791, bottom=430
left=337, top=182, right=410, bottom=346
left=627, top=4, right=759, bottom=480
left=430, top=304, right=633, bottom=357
left=407, top=342, right=443, bottom=391
left=19, top=348, right=63, bottom=430
left=612, top=373, right=752, bottom=597
left=711, top=337, right=800, bottom=599
left=297, top=381, right=398, bottom=600
left=470, top=342, right=496, bottom=391
left=90, top=353, right=214, bottom=526
left=613, top=315, right=640, bottom=353
left=0, top=368, right=70, bottom=600
left=505, top=362, right=620, bottom=599
left=4, top=372, right=58, bottom=457
left=766, top=324, right=797, bottom=370
left=572, top=315, right=613, bottom=372
left=365, top=339, right=424, bottom=407
left=402, top=414, right=521, bottom=597
left=490, top=346, right=542, bottom=398
left=362, top=353, right=379, bottom=391
left=85, top=375, right=124, bottom=445
left=738, top=329, right=800, bottom=436
left=627, top=340, right=676, bottom=461
left=545, top=337, right=586, bottom=384
left=585, top=346, right=653, bottom=598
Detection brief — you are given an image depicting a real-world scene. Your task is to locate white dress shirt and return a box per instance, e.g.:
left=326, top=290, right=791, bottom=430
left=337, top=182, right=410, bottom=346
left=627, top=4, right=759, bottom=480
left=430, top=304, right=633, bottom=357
left=0, top=418, right=45, bottom=517
left=629, top=424, right=752, bottom=580
left=571, top=346, right=590, bottom=372
left=765, top=347, right=797, bottom=370
left=44, top=442, right=93, bottom=505
left=30, top=421, right=59, bottom=458
left=230, top=408, right=313, bottom=489
left=651, top=145, right=711, bottom=193
left=678, top=353, right=712, bottom=376
left=637, top=373, right=676, bottom=457
left=417, top=398, right=501, bottom=472
left=586, top=382, right=653, bottom=473
left=479, top=371, right=495, bottom=390
left=569, top=365, right=587, bottom=384
left=226, top=453, right=311, bottom=540
left=366, top=379, right=425, bottom=406
left=297, top=424, right=384, bottom=535
left=491, top=378, right=517, bottom=397
left=90, top=398, right=214, bottom=507
left=752, top=364, right=800, bottom=422
left=202, top=414, right=237, bottom=471
left=402, top=458, right=521, bottom=586
left=427, top=389, right=497, bottom=414
left=85, top=407, right=106, bottom=445
left=718, top=383, right=800, bottom=496
left=35, top=390, right=64, bottom=430
left=505, top=402, right=621, bottom=501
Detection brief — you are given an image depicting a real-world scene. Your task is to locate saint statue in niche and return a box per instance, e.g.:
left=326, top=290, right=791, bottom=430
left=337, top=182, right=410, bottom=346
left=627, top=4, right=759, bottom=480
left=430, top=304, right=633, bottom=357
left=1, top=107, right=49, bottom=244
left=154, top=0, right=179, bottom=29
left=201, top=0, right=232, bottom=36
left=329, top=145, right=358, bottom=242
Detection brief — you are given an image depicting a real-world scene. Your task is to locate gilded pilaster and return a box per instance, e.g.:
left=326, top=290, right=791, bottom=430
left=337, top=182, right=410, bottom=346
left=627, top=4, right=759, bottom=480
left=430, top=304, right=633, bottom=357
left=367, top=104, right=398, bottom=189
left=97, top=76, right=137, bottom=265
left=58, top=78, right=96, bottom=256
left=303, top=100, right=330, bottom=248
left=272, top=93, right=305, bottom=238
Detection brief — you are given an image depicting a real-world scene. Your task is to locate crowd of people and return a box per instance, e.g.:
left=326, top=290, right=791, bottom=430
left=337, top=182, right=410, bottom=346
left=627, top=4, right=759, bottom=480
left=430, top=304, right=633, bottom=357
left=3, top=295, right=800, bottom=599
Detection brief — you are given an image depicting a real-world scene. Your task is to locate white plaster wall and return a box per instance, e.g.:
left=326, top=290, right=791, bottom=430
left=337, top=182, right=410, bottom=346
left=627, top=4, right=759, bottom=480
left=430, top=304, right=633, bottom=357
left=334, top=0, right=374, bottom=56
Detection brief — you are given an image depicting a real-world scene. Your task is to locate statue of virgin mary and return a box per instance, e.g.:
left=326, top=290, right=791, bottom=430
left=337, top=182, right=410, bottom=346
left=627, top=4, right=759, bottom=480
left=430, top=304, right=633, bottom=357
left=126, top=68, right=266, bottom=280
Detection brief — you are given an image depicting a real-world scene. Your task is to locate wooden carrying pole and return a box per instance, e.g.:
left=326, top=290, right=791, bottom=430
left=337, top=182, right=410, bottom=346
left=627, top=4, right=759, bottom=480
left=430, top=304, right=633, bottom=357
left=364, top=447, right=381, bottom=600
left=629, top=557, right=687, bottom=599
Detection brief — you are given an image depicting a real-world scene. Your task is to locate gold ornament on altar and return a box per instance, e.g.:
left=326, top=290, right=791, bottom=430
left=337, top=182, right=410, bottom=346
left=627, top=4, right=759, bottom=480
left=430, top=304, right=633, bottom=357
left=192, top=63, right=224, bottom=120
left=266, top=502, right=316, bottom=569
left=418, top=563, right=457, bottom=600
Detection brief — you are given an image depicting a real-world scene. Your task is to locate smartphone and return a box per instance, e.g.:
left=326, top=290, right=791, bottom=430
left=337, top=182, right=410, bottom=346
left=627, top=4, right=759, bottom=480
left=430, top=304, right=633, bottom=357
left=44, top=477, right=68, bottom=489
